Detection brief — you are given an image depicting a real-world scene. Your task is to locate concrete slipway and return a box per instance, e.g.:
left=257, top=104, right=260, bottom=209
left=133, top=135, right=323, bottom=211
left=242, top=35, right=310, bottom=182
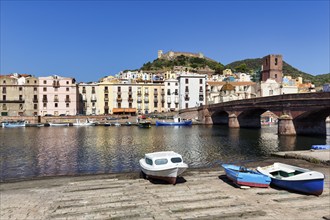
left=1, top=152, right=329, bottom=220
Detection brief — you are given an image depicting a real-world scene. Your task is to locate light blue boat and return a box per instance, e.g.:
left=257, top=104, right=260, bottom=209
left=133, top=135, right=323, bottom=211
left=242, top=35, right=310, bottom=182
left=221, top=164, right=271, bottom=188
left=257, top=162, right=324, bottom=196
left=2, top=121, right=26, bottom=128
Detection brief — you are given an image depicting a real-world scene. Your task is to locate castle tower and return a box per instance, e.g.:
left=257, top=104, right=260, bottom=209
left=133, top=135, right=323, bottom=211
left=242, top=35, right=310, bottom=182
left=261, top=54, right=283, bottom=83
left=158, top=50, right=163, bottom=59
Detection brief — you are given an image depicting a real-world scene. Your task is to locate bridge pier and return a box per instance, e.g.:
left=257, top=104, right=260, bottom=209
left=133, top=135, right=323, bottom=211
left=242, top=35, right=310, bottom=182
left=228, top=114, right=239, bottom=128
left=278, top=114, right=296, bottom=136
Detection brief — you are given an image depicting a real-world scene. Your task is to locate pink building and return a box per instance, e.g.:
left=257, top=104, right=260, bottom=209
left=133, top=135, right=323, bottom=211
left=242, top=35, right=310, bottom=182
left=38, top=75, right=78, bottom=116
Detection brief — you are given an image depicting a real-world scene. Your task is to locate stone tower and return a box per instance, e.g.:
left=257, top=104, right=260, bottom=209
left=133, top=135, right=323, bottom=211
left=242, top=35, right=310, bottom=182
left=261, top=54, right=283, bottom=83
left=158, top=50, right=163, bottom=59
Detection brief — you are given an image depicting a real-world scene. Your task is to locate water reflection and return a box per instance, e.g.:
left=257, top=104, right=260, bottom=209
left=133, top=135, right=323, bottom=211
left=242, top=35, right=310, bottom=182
left=1, top=124, right=329, bottom=181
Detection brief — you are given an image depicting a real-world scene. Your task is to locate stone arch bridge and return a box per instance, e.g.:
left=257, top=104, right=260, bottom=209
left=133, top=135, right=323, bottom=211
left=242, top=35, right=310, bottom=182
left=180, top=92, right=330, bottom=136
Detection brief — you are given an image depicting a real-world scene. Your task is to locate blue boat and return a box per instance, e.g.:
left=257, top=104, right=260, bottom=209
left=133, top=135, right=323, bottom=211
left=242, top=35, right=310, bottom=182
left=156, top=116, right=192, bottom=126
left=221, top=164, right=271, bottom=188
left=311, top=145, right=330, bottom=150
left=257, top=162, right=324, bottom=196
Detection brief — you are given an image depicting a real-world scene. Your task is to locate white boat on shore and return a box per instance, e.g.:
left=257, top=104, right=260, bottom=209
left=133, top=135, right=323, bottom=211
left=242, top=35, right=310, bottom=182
left=2, top=121, right=27, bottom=128
left=139, top=151, right=188, bottom=184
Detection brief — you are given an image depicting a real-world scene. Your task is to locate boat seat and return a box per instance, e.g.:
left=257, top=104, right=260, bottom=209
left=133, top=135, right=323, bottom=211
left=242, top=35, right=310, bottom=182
left=271, top=167, right=295, bottom=174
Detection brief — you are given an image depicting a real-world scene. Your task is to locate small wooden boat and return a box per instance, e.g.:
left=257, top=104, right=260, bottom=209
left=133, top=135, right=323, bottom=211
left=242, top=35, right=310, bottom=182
left=156, top=116, right=192, bottom=126
left=139, top=121, right=151, bottom=128
left=139, top=151, right=188, bottom=184
left=257, top=162, right=324, bottom=195
left=222, top=164, right=271, bottom=188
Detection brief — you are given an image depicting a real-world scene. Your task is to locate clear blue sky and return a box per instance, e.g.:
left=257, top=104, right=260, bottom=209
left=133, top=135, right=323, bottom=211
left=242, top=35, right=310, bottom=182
left=1, top=0, right=329, bottom=83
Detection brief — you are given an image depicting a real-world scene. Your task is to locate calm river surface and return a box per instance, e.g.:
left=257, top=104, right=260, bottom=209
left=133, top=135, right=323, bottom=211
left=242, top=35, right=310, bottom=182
left=1, top=124, right=329, bottom=182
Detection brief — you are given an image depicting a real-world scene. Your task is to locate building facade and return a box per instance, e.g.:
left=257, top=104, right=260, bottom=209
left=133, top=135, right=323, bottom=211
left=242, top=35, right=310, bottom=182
left=38, top=75, right=78, bottom=116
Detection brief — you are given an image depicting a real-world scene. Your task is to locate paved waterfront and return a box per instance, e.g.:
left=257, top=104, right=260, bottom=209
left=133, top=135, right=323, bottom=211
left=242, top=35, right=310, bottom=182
left=1, top=157, right=329, bottom=220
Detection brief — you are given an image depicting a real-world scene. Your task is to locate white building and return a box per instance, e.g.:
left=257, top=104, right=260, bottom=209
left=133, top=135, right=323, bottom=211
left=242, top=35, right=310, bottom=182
left=164, top=78, right=179, bottom=112
left=178, top=73, right=206, bottom=109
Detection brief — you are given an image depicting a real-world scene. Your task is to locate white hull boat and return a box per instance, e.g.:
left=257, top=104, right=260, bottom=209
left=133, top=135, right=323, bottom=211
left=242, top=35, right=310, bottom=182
left=139, top=151, right=188, bottom=184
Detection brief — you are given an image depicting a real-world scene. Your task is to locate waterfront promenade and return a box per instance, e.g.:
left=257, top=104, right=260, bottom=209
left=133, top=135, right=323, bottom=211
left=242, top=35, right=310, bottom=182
left=1, top=157, right=329, bottom=220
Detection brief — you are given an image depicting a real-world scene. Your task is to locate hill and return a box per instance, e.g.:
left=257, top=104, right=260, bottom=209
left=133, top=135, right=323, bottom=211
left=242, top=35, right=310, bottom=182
left=136, top=55, right=329, bottom=87
left=225, top=59, right=329, bottom=87
left=140, top=55, right=225, bottom=74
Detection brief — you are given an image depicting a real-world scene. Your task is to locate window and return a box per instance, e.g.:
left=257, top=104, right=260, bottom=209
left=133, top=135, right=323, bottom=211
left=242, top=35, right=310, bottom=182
left=167, top=89, right=171, bottom=95
left=275, top=58, right=278, bottom=65
left=185, top=103, right=188, bottom=108
left=200, top=79, right=203, bottom=84
left=34, top=104, right=37, bottom=110
left=155, top=158, right=168, bottom=165
left=43, top=80, right=47, bottom=84
left=66, top=103, right=69, bottom=108
left=3, top=95, right=6, bottom=101
left=34, top=87, right=37, bottom=91
left=55, top=103, right=58, bottom=108
left=92, top=87, right=95, bottom=94
left=185, top=79, right=189, bottom=84
left=171, top=157, right=182, bottom=163
left=275, top=74, right=278, bottom=79
left=19, top=87, right=22, bottom=91
left=43, top=103, right=47, bottom=108
left=167, top=82, right=170, bottom=86
left=145, top=158, right=153, bottom=165
left=19, top=104, right=23, bottom=110
left=27, top=80, right=29, bottom=83
left=43, top=87, right=47, bottom=92
left=154, top=102, right=157, bottom=108
left=66, top=81, right=69, bottom=84
left=19, top=95, right=23, bottom=101
left=66, top=88, right=69, bottom=91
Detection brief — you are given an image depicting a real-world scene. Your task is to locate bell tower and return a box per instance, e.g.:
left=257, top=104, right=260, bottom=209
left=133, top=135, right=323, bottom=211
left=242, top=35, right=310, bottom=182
left=261, top=54, right=283, bottom=83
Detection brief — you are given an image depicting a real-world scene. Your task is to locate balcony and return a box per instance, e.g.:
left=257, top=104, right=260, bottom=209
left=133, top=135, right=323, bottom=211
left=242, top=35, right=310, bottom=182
left=184, top=96, right=190, bottom=101
left=116, top=97, right=122, bottom=102
left=54, top=98, right=59, bottom=102
left=128, top=91, right=132, bottom=95
left=117, top=91, right=121, bottom=95
left=137, top=91, right=142, bottom=96
left=104, top=97, right=109, bottom=101
left=144, top=92, right=149, bottom=96
left=137, top=99, right=142, bottom=103
left=33, top=98, right=38, bottom=103
left=104, top=89, right=109, bottom=93
left=161, top=98, right=165, bottom=103
left=82, top=89, right=86, bottom=93
left=0, top=99, right=25, bottom=103
left=91, top=95, right=97, bottom=102
left=167, top=98, right=171, bottom=104
left=144, top=98, right=149, bottom=103
left=161, top=91, right=165, bottom=95
left=104, top=106, right=109, bottom=109
left=42, top=98, right=48, bottom=103
left=175, top=98, right=179, bottom=104
left=128, top=98, right=133, bottom=103
left=154, top=99, right=158, bottom=103
left=65, top=98, right=71, bottom=103
left=53, top=81, right=60, bottom=88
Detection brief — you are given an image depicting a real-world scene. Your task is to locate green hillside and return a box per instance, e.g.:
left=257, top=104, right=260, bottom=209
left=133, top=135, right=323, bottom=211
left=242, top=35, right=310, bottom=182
left=136, top=55, right=329, bottom=87
left=225, top=59, right=329, bottom=87
left=140, top=55, right=225, bottom=74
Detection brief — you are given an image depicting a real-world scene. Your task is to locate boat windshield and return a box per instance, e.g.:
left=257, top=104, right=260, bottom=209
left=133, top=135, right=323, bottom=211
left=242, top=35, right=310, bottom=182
left=145, top=158, right=153, bottom=165
left=155, top=158, right=168, bottom=165
left=171, top=157, right=182, bottom=163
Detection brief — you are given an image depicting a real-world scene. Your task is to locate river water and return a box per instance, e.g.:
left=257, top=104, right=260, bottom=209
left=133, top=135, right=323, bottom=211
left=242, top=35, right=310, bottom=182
left=1, top=124, right=329, bottom=182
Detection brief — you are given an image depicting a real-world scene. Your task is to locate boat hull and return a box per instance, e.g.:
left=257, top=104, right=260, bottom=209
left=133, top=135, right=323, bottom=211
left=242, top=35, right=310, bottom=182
left=156, top=120, right=192, bottom=126
left=222, top=164, right=271, bottom=188
left=139, top=159, right=187, bottom=184
left=271, top=178, right=324, bottom=196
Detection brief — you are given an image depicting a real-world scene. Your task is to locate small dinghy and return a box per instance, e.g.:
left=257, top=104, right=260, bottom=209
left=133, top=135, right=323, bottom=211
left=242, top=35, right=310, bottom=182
left=222, top=164, right=271, bottom=188
left=257, top=162, right=324, bottom=195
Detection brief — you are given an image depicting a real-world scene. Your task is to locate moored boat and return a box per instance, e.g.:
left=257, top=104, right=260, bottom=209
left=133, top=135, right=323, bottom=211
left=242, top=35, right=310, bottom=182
left=156, top=116, right=192, bottom=126
left=2, top=121, right=26, bottom=128
left=48, top=122, right=70, bottom=126
left=257, top=162, right=324, bottom=195
left=139, top=121, right=151, bottom=128
left=222, top=164, right=271, bottom=188
left=72, top=119, right=95, bottom=126
left=311, top=145, right=330, bottom=150
left=139, top=151, right=188, bottom=184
